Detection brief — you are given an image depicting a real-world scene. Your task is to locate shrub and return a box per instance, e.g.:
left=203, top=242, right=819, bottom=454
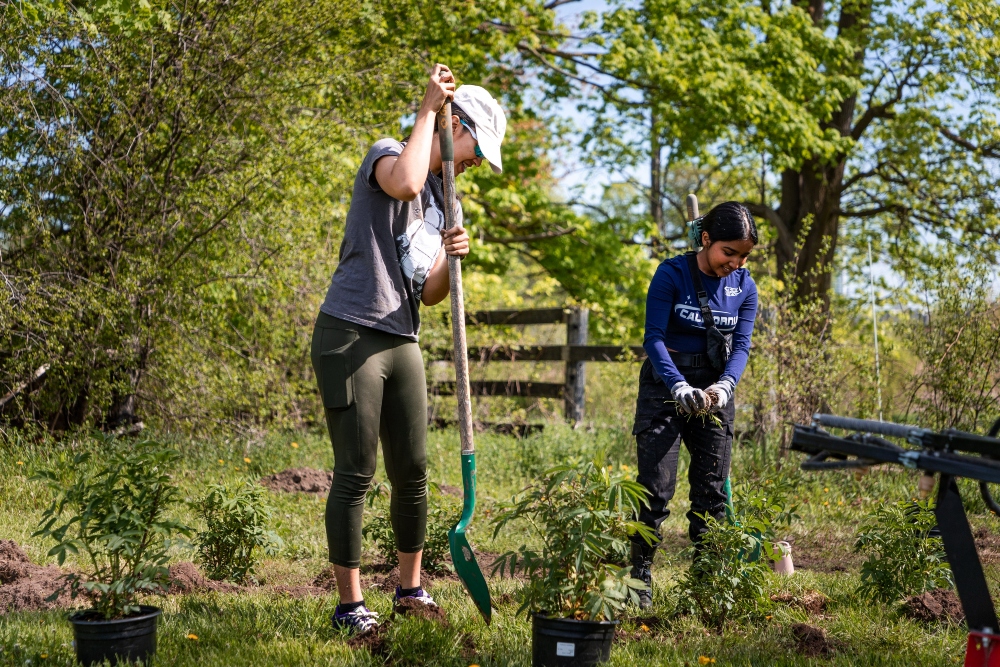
left=854, top=500, right=953, bottom=603
left=32, top=437, right=192, bottom=618
left=362, top=482, right=459, bottom=574
left=193, top=481, right=282, bottom=583
left=675, top=479, right=796, bottom=628
left=490, top=456, right=656, bottom=621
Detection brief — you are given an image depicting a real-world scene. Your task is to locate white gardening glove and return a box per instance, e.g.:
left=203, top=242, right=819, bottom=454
left=670, top=381, right=710, bottom=415
left=706, top=377, right=736, bottom=412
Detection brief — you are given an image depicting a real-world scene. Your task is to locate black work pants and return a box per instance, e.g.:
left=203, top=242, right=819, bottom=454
left=631, top=359, right=735, bottom=545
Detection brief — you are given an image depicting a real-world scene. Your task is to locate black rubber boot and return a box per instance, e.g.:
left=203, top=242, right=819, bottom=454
left=630, top=540, right=655, bottom=610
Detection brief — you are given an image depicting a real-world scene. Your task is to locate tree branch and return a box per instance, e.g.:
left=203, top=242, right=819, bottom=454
left=937, top=126, right=1000, bottom=159
left=482, top=227, right=577, bottom=244
left=743, top=202, right=795, bottom=259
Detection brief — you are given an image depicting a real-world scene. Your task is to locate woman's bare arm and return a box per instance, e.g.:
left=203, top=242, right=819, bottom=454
left=374, top=64, right=454, bottom=201
left=421, top=226, right=470, bottom=306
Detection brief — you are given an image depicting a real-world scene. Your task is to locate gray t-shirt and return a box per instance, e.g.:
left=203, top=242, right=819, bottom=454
left=320, top=138, right=462, bottom=340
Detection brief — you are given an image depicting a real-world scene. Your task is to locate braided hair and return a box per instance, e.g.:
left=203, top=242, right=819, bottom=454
left=701, top=201, right=758, bottom=245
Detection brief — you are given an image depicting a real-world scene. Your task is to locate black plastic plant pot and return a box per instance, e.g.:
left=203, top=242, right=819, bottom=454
left=532, top=613, right=617, bottom=667
left=69, top=605, right=161, bottom=666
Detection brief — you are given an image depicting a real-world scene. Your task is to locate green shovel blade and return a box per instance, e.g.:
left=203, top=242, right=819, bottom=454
left=449, top=452, right=492, bottom=624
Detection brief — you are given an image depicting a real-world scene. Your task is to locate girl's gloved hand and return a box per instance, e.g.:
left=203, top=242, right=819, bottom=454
left=706, top=377, right=735, bottom=412
left=670, top=381, right=709, bottom=415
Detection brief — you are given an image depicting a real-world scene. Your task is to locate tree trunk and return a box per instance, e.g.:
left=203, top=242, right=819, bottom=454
left=650, top=104, right=664, bottom=235
left=771, top=0, right=870, bottom=305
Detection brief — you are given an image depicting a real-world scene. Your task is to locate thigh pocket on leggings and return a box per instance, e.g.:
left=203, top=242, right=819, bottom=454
left=319, top=333, right=358, bottom=410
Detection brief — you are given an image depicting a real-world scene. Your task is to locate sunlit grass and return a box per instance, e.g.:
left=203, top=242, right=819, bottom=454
left=0, top=424, right=987, bottom=665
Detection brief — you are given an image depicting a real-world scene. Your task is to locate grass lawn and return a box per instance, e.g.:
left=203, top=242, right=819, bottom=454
left=0, top=423, right=989, bottom=666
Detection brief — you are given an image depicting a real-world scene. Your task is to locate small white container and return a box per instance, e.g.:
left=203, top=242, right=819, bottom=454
left=773, top=541, right=795, bottom=575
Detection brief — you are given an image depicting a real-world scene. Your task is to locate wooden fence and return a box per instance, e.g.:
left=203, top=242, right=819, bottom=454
left=429, top=307, right=646, bottom=425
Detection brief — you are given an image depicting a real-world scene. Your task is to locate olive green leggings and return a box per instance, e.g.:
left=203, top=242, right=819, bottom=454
left=311, top=312, right=427, bottom=568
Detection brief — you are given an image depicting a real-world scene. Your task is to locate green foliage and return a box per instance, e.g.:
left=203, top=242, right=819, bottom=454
left=30, top=436, right=191, bottom=618
left=193, top=481, right=282, bottom=584
left=854, top=500, right=954, bottom=604
left=490, top=456, right=656, bottom=621
left=362, top=482, right=459, bottom=574
left=895, top=258, right=1000, bottom=433
left=675, top=480, right=796, bottom=628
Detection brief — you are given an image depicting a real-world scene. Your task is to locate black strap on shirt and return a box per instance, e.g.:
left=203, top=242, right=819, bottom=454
left=685, top=251, right=731, bottom=374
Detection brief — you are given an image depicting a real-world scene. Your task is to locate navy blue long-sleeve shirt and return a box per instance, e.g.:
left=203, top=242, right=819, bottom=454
left=642, top=253, right=758, bottom=389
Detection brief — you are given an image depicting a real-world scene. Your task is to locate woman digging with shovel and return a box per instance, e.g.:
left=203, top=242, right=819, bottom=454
left=311, top=64, right=506, bottom=634
left=629, top=202, right=759, bottom=609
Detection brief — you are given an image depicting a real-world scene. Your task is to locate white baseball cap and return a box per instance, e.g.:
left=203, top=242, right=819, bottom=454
left=453, top=85, right=506, bottom=174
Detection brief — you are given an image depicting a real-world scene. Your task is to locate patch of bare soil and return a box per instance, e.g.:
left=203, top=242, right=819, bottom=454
left=365, top=565, right=400, bottom=593
left=459, top=633, right=477, bottom=661
left=347, top=620, right=391, bottom=656
left=313, top=565, right=337, bottom=592
left=259, top=468, right=333, bottom=494
left=975, top=527, right=1000, bottom=565
left=437, top=484, right=462, bottom=497
left=787, top=533, right=860, bottom=573
left=360, top=559, right=459, bottom=593
left=771, top=590, right=829, bottom=615
left=393, top=597, right=449, bottom=625
left=903, top=588, right=965, bottom=624
left=166, top=562, right=241, bottom=594
left=791, top=623, right=842, bottom=657
left=0, top=540, right=77, bottom=614
left=168, top=562, right=328, bottom=598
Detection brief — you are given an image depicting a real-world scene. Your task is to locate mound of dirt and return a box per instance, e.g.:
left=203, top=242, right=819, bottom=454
left=347, top=620, right=391, bottom=656
left=904, top=588, right=965, bottom=624
left=394, top=597, right=448, bottom=625
left=791, top=623, right=840, bottom=657
left=0, top=540, right=77, bottom=614
left=166, top=562, right=240, bottom=594
left=259, top=468, right=333, bottom=494
left=313, top=565, right=337, bottom=592
left=367, top=566, right=400, bottom=593
left=771, top=590, right=829, bottom=614
left=267, top=585, right=327, bottom=598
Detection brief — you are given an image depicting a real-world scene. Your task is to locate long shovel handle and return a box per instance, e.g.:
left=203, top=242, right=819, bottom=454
left=438, top=102, right=474, bottom=454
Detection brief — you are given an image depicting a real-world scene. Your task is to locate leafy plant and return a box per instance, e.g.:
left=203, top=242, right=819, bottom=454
left=31, top=437, right=191, bottom=619
left=490, top=456, right=656, bottom=621
left=854, top=500, right=953, bottom=603
left=675, top=479, right=797, bottom=628
left=362, top=482, right=459, bottom=574
left=193, top=481, right=282, bottom=583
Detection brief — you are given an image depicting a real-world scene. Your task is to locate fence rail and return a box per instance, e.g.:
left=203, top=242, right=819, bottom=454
left=430, top=307, right=646, bottom=424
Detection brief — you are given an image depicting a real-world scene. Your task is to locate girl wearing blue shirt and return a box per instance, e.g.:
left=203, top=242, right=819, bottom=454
left=630, top=202, right=759, bottom=608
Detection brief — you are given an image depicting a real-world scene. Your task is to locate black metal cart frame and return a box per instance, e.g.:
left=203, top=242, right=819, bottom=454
left=790, top=414, right=1000, bottom=667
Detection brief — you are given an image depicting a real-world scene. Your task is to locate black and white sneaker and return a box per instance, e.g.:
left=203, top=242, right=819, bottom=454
left=332, top=605, right=380, bottom=635
left=394, top=586, right=438, bottom=607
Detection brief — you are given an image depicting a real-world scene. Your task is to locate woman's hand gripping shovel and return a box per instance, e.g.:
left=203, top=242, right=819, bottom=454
left=438, top=102, right=492, bottom=624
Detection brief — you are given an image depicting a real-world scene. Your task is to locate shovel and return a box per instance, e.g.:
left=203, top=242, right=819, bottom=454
left=438, top=102, right=492, bottom=624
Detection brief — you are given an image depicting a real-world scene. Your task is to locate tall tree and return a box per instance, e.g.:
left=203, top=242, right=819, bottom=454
left=533, top=0, right=1000, bottom=302
left=0, top=0, right=583, bottom=430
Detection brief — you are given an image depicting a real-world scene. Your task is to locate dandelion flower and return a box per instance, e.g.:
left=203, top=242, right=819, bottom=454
left=640, top=624, right=650, bottom=632
left=187, top=634, right=198, bottom=640
left=16, top=461, right=23, bottom=466
left=823, top=501, right=830, bottom=506
left=244, top=457, right=251, bottom=464
left=291, top=442, right=299, bottom=449
left=698, top=657, right=715, bottom=665
left=766, top=615, right=773, bottom=620
left=823, top=487, right=829, bottom=492
left=218, top=459, right=224, bottom=464
left=40, top=654, right=48, bottom=659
